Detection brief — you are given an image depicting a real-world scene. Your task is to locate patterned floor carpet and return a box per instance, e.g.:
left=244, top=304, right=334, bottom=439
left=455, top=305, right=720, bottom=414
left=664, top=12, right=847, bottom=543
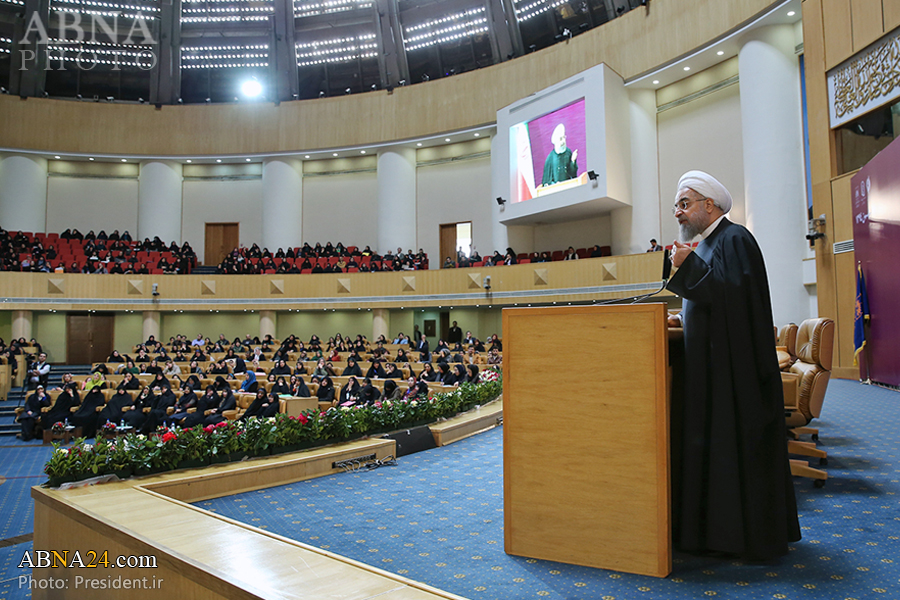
left=199, top=379, right=900, bottom=599
left=0, top=379, right=897, bottom=599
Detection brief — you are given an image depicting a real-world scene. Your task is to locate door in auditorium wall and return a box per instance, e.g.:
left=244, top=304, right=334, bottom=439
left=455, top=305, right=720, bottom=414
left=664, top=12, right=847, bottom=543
left=439, top=224, right=457, bottom=267
left=205, top=223, right=239, bottom=266
left=66, top=313, right=114, bottom=365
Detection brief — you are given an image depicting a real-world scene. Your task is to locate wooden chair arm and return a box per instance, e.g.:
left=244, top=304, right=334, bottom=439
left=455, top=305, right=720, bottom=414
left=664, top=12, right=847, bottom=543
left=166, top=407, right=175, bottom=415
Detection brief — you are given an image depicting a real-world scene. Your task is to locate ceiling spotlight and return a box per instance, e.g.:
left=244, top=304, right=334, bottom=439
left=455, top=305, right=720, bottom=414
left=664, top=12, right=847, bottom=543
left=422, top=73, right=430, bottom=82
left=474, top=133, right=480, bottom=137
left=292, top=94, right=299, bottom=99
left=345, top=88, right=351, bottom=95
left=245, top=158, right=251, bottom=162
left=138, top=97, right=145, bottom=104
left=121, top=159, right=127, bottom=162
left=399, top=79, right=407, bottom=86
left=241, top=77, right=263, bottom=98
left=717, top=50, right=724, bottom=56
left=332, top=153, right=338, bottom=157
left=89, top=157, right=95, bottom=161
left=304, top=155, right=310, bottom=159
left=683, top=66, right=690, bottom=71
left=186, top=159, right=192, bottom=163
left=205, top=97, right=211, bottom=103
left=54, top=155, right=60, bottom=159
left=445, top=138, right=451, bottom=142
left=787, top=11, right=795, bottom=17
left=106, top=96, right=114, bottom=102
left=177, top=98, right=183, bottom=104
left=496, top=197, right=506, bottom=206
left=216, top=159, right=222, bottom=163
left=76, top=94, right=82, bottom=100
left=587, top=170, right=598, bottom=181
left=360, top=150, right=366, bottom=154
left=652, top=80, right=660, bottom=85
left=416, top=142, right=422, bottom=147
left=370, top=84, right=377, bottom=91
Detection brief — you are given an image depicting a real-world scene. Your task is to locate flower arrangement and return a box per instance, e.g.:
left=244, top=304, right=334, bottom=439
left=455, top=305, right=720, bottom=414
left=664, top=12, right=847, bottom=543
left=51, top=422, right=67, bottom=434
left=43, top=370, right=503, bottom=486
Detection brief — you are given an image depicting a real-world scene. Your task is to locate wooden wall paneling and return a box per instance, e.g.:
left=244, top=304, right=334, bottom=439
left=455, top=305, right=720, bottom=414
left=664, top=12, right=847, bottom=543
left=833, top=251, right=860, bottom=373
left=822, top=0, right=855, bottom=69
left=0, top=0, right=774, bottom=156
left=803, top=0, right=836, bottom=185
left=830, top=172, right=858, bottom=243
left=850, top=0, right=886, bottom=52
left=885, top=0, right=900, bottom=31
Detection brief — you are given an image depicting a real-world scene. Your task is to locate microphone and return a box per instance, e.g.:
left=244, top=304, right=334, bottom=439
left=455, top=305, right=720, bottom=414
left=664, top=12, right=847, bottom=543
left=595, top=248, right=672, bottom=305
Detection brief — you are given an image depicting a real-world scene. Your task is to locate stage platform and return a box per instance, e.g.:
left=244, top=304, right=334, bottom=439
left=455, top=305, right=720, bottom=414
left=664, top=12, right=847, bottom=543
left=31, top=402, right=502, bottom=600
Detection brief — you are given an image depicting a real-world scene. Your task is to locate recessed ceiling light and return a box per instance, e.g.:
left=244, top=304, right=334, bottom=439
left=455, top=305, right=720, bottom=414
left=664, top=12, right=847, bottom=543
left=416, top=143, right=422, bottom=147
left=787, top=11, right=795, bottom=17
left=333, top=153, right=338, bottom=157
left=683, top=66, right=690, bottom=71
left=121, top=159, right=127, bottom=162
left=474, top=133, right=480, bottom=137
left=216, top=159, right=222, bottom=163
left=717, top=50, right=724, bottom=56
left=652, top=80, right=659, bottom=85
left=304, top=155, right=310, bottom=159
left=186, top=159, right=192, bottom=163
left=88, top=157, right=94, bottom=161
left=54, top=155, right=60, bottom=159
left=360, top=150, right=366, bottom=154
left=445, top=138, right=451, bottom=142
left=245, top=158, right=251, bottom=162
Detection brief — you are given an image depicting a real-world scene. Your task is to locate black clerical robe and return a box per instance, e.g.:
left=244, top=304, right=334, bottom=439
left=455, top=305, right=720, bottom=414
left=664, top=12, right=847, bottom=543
left=541, top=148, right=577, bottom=186
left=666, top=218, right=800, bottom=560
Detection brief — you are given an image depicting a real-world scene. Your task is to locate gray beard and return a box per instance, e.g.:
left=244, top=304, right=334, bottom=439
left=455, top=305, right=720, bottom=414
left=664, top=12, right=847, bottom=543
left=678, top=220, right=703, bottom=242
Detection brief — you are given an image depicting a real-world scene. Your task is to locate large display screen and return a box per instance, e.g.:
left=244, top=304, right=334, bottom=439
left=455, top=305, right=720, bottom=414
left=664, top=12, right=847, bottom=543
left=510, top=98, right=587, bottom=203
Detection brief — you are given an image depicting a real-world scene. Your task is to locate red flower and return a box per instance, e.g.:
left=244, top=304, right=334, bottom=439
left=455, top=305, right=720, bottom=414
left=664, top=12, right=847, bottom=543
left=161, top=431, right=178, bottom=443
left=297, top=413, right=309, bottom=425
left=216, top=421, right=229, bottom=429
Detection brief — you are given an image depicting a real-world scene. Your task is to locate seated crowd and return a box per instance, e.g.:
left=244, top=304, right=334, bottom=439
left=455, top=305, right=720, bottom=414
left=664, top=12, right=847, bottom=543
left=16, top=330, right=502, bottom=441
left=441, top=244, right=611, bottom=269
left=0, top=227, right=196, bottom=274
left=216, top=243, right=429, bottom=274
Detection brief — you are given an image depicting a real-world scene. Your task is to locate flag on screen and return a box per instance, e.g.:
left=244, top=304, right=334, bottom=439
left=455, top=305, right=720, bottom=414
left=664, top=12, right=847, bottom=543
left=853, top=264, right=870, bottom=366
left=513, top=123, right=535, bottom=202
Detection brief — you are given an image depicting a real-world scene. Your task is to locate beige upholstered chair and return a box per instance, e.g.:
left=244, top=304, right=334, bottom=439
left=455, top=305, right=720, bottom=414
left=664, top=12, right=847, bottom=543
left=776, top=323, right=798, bottom=370
left=782, top=318, right=834, bottom=486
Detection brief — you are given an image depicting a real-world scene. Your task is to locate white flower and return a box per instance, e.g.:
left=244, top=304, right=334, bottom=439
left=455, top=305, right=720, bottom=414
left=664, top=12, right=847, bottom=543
left=410, top=400, right=418, bottom=407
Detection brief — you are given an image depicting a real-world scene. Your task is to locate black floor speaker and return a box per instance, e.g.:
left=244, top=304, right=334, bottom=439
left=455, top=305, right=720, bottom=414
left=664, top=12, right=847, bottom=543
left=383, top=426, right=437, bottom=457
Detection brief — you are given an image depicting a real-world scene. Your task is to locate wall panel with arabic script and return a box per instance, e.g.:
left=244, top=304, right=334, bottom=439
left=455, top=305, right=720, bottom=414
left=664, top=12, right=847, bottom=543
left=827, top=27, right=900, bottom=128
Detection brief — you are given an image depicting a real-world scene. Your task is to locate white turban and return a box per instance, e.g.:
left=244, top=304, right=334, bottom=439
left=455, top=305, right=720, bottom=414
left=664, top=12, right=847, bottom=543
left=677, top=170, right=733, bottom=214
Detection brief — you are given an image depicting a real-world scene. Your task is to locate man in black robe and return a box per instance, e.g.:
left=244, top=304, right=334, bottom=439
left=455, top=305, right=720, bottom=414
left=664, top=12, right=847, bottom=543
left=666, top=170, right=800, bottom=561
left=541, top=124, right=578, bottom=186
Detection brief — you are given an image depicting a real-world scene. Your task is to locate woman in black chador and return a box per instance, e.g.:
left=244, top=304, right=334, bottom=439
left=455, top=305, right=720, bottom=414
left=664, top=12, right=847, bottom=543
left=69, top=387, right=106, bottom=438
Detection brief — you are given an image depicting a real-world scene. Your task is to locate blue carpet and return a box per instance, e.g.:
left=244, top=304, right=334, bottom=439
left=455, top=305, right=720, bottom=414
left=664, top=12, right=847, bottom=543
left=199, top=379, right=900, bottom=599
left=0, top=543, right=32, bottom=600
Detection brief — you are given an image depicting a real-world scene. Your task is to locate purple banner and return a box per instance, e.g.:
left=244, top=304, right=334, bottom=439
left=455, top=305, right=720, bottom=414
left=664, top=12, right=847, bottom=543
left=851, top=136, right=900, bottom=386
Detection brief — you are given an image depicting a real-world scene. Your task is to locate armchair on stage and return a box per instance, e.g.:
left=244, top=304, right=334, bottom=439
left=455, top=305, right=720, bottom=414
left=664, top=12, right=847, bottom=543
left=781, top=318, right=835, bottom=486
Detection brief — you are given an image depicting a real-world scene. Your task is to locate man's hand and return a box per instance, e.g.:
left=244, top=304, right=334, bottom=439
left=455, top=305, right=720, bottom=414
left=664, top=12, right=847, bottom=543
left=571, top=149, right=578, bottom=163
left=671, top=240, right=693, bottom=268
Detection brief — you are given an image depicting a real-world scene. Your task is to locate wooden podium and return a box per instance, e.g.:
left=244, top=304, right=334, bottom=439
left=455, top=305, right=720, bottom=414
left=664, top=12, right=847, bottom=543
left=502, top=303, right=671, bottom=578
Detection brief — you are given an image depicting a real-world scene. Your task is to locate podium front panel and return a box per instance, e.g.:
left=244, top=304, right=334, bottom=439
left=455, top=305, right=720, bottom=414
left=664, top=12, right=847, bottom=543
left=503, top=303, right=670, bottom=578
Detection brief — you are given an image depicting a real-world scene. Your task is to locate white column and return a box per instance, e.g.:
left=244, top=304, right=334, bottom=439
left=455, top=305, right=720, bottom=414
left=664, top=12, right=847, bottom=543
left=376, top=148, right=416, bottom=255
left=11, top=310, right=33, bottom=340
left=372, top=308, right=389, bottom=342
left=738, top=24, right=810, bottom=326
left=490, top=134, right=508, bottom=254
left=262, top=158, right=303, bottom=252
left=138, top=161, right=183, bottom=243
left=0, top=155, right=47, bottom=232
left=611, top=89, right=661, bottom=256
left=259, top=310, right=277, bottom=340
left=142, top=311, right=160, bottom=343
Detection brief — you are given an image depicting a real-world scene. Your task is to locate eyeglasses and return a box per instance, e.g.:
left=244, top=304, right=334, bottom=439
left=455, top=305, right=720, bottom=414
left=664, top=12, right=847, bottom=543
left=672, top=197, right=708, bottom=214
